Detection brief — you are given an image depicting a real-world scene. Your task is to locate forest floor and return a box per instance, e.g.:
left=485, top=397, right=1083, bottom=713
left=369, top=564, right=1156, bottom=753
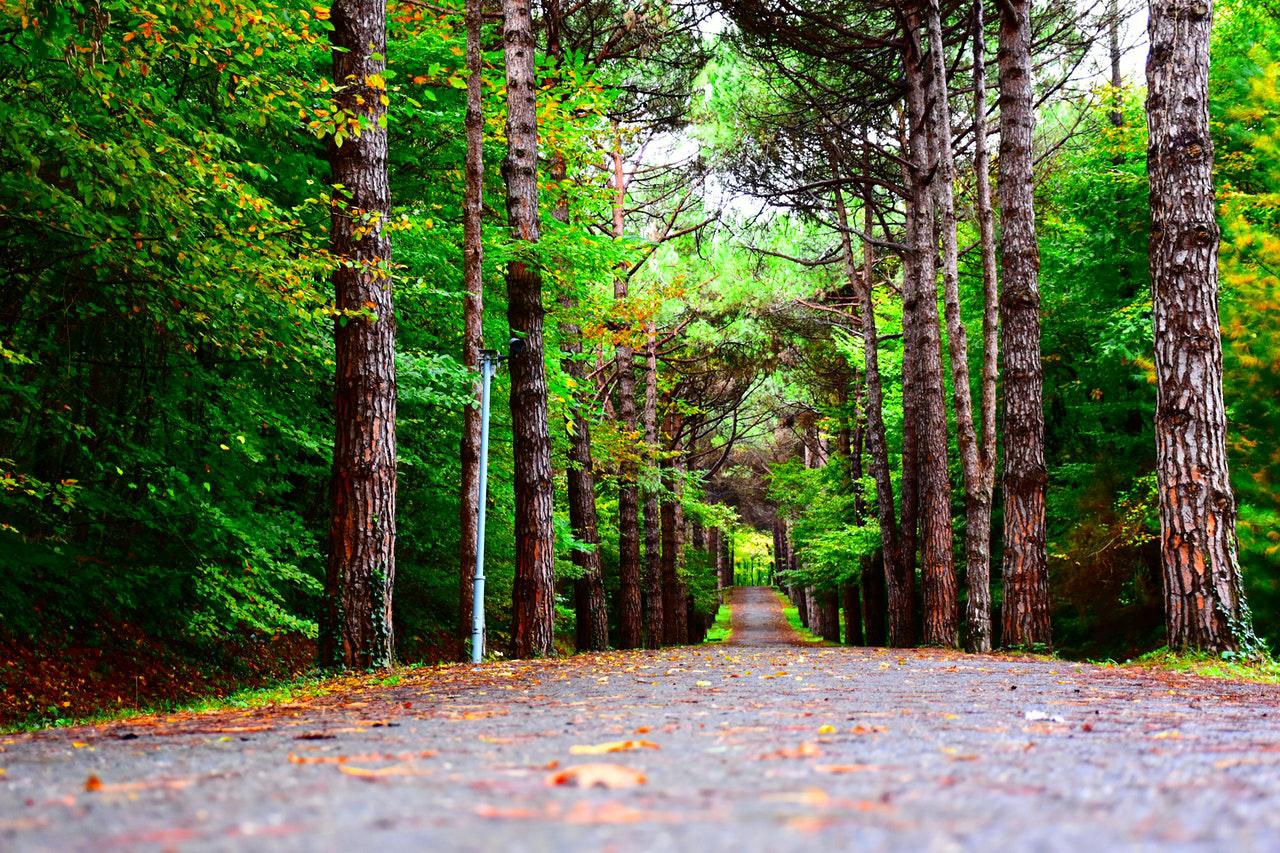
left=4, top=587, right=1280, bottom=850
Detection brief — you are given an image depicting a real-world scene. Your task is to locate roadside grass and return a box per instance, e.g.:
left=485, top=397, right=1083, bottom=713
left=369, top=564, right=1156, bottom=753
left=705, top=602, right=733, bottom=643
left=2, top=665, right=427, bottom=734
left=1118, top=647, right=1280, bottom=684
left=775, top=590, right=829, bottom=644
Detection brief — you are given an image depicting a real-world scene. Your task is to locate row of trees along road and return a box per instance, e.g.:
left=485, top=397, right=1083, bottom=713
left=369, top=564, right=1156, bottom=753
left=2, top=0, right=1275, bottom=698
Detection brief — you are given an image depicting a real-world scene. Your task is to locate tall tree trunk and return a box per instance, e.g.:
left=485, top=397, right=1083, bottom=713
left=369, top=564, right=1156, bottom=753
left=842, top=582, right=863, bottom=645
left=660, top=452, right=685, bottom=646
left=964, top=0, right=1000, bottom=653
left=321, top=0, right=396, bottom=670
left=925, top=0, right=974, bottom=651
left=559, top=273, right=608, bottom=652
left=832, top=160, right=912, bottom=646
left=820, top=590, right=841, bottom=642
left=503, top=0, right=555, bottom=658
left=997, top=0, right=1051, bottom=649
left=895, top=112, right=923, bottom=649
left=612, top=140, right=644, bottom=649
left=709, top=527, right=722, bottom=589
left=904, top=15, right=958, bottom=646
left=722, top=529, right=733, bottom=587
left=642, top=321, right=664, bottom=648
left=773, top=518, right=787, bottom=587
left=1146, top=0, right=1254, bottom=652
left=671, top=438, right=690, bottom=645
left=862, top=551, right=888, bottom=645
left=457, top=0, right=484, bottom=653
left=1109, top=0, right=1124, bottom=126
left=544, top=0, right=607, bottom=655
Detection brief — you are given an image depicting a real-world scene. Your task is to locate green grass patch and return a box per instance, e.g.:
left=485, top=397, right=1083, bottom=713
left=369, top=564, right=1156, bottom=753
left=1120, top=648, right=1280, bottom=684
left=775, top=590, right=828, bottom=644
left=704, top=602, right=733, bottom=643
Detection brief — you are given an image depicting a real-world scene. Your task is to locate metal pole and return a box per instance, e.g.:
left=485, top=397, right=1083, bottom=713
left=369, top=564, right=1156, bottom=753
left=470, top=352, right=496, bottom=664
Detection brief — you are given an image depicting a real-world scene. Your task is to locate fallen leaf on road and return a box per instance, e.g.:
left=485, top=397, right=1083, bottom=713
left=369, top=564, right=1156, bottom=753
left=545, top=763, right=647, bottom=789
left=569, top=740, right=659, bottom=755
left=760, top=742, right=822, bottom=760
left=337, top=764, right=430, bottom=779
left=476, top=804, right=543, bottom=820
left=765, top=787, right=830, bottom=805
left=1152, top=730, right=1182, bottom=740
left=288, top=751, right=435, bottom=765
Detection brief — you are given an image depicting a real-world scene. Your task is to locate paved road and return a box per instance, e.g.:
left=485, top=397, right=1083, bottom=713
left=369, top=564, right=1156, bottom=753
left=5, top=586, right=1280, bottom=851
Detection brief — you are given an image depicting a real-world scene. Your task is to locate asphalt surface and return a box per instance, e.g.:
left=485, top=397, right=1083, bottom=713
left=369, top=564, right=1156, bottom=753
left=4, top=586, right=1280, bottom=851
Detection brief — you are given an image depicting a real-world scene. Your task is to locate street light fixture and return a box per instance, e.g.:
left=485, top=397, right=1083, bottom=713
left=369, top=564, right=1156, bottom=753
left=470, top=338, right=522, bottom=665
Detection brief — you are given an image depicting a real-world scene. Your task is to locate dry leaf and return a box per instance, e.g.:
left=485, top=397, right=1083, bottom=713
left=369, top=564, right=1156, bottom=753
left=569, top=740, right=659, bottom=755
left=761, top=742, right=822, bottom=760
left=337, top=764, right=427, bottom=779
left=545, top=763, right=647, bottom=789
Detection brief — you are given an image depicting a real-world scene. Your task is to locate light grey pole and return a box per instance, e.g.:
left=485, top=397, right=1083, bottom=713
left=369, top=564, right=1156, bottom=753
left=471, top=350, right=498, bottom=664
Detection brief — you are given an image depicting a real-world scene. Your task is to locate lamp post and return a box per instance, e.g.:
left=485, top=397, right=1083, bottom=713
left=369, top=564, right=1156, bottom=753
left=471, top=338, right=525, bottom=665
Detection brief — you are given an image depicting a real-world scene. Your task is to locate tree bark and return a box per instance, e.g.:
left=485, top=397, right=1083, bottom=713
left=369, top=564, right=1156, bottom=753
left=670, top=436, right=690, bottom=645
left=842, top=581, right=863, bottom=645
left=820, top=590, right=841, bottom=642
left=1146, top=0, right=1254, bottom=652
left=709, top=527, right=722, bottom=589
left=321, top=0, right=396, bottom=670
left=642, top=321, right=664, bottom=648
left=862, top=551, right=888, bottom=645
left=503, top=0, right=555, bottom=658
left=964, top=0, right=999, bottom=653
left=611, top=140, right=644, bottom=649
left=997, top=0, right=1051, bottom=649
left=1109, top=0, right=1124, bottom=127
left=904, top=12, right=958, bottom=647
left=925, top=0, right=975, bottom=651
left=456, top=0, right=485, bottom=655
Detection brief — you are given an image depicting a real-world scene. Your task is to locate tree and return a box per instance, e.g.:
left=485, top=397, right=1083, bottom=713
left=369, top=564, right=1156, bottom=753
left=545, top=0, right=609, bottom=653
left=503, top=0, right=556, bottom=658
left=965, top=0, right=1000, bottom=653
left=457, top=0, right=486, bottom=655
left=903, top=5, right=957, bottom=647
left=321, top=0, right=398, bottom=670
left=643, top=320, right=665, bottom=647
left=1146, top=0, right=1254, bottom=651
left=612, top=140, right=645, bottom=649
left=997, top=0, right=1051, bottom=649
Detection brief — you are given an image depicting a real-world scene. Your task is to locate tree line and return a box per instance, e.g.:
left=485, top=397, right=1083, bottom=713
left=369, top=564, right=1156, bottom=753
left=1, top=0, right=1276, bottom=689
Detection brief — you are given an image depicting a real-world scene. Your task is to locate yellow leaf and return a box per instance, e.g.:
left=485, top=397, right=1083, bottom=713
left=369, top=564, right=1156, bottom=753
left=569, top=740, right=659, bottom=755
